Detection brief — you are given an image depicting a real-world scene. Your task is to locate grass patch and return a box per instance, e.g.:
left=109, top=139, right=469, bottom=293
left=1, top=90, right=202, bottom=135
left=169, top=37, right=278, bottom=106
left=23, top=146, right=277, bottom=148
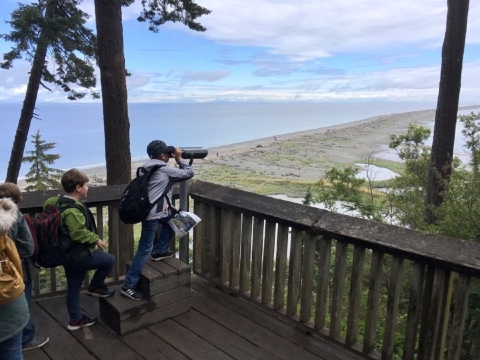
left=196, top=164, right=315, bottom=198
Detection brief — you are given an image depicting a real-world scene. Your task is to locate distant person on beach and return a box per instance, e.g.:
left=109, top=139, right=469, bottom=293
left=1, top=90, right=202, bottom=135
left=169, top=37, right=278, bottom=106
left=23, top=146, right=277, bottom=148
left=0, top=183, right=49, bottom=351
left=43, top=169, right=115, bottom=331
left=121, top=140, right=195, bottom=301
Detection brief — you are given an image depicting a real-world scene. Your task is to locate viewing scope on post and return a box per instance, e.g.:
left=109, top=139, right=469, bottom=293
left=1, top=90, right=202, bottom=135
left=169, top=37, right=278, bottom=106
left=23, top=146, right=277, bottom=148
left=174, top=147, right=208, bottom=165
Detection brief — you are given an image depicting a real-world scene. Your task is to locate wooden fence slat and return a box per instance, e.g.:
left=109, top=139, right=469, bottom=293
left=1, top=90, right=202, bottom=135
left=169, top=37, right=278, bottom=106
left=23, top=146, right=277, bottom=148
left=192, top=200, right=206, bottom=274
left=96, top=205, right=104, bottom=240
left=300, top=233, right=316, bottom=323
left=229, top=211, right=242, bottom=291
left=239, top=215, right=253, bottom=295
left=261, top=221, right=276, bottom=306
left=418, top=265, right=435, bottom=360
left=330, top=240, right=348, bottom=339
left=250, top=217, right=264, bottom=301
left=438, top=271, right=454, bottom=358
left=346, top=245, right=366, bottom=346
left=286, top=228, right=302, bottom=317
left=363, top=251, right=384, bottom=355
left=420, top=267, right=447, bottom=360
left=208, top=205, right=221, bottom=279
left=109, top=205, right=120, bottom=281
left=403, top=262, right=425, bottom=360
left=273, top=223, right=289, bottom=310
left=382, top=256, right=404, bottom=359
left=202, top=202, right=212, bottom=276
left=315, top=237, right=332, bottom=330
left=447, top=274, right=470, bottom=360
left=220, top=209, right=232, bottom=286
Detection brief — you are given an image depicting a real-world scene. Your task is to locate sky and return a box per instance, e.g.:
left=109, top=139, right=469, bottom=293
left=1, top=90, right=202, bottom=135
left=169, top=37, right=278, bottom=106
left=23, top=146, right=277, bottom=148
left=0, top=0, right=479, bottom=104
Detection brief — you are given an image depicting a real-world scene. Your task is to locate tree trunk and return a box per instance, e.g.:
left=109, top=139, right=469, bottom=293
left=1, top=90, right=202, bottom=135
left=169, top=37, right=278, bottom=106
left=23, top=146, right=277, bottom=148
left=5, top=0, right=58, bottom=184
left=425, top=0, right=470, bottom=224
left=94, top=0, right=133, bottom=273
left=94, top=0, right=131, bottom=186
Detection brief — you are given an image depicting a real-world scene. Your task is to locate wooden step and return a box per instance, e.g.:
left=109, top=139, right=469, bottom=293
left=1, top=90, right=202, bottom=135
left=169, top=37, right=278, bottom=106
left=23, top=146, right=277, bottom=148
left=99, top=257, right=191, bottom=336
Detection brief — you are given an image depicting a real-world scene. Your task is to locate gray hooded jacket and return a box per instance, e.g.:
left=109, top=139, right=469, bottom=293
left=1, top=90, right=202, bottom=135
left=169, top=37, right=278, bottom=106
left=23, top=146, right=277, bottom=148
left=142, top=158, right=195, bottom=220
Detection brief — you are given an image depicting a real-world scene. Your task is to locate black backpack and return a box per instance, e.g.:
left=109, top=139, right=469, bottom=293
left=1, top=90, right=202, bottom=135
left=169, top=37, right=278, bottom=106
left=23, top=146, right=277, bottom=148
left=119, top=165, right=166, bottom=224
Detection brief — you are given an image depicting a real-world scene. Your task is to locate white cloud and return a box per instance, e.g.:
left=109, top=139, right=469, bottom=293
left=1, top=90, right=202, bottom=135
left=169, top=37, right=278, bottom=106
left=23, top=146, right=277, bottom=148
left=196, top=0, right=480, bottom=61
left=1, top=0, right=479, bottom=103
left=180, top=69, right=230, bottom=85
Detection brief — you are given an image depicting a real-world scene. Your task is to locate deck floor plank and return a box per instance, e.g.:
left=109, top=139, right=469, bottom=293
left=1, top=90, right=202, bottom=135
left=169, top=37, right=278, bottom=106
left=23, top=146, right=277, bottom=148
left=39, top=296, right=141, bottom=360
left=191, top=291, right=321, bottom=360
left=24, top=301, right=96, bottom=360
left=175, top=310, right=279, bottom=360
left=24, top=277, right=360, bottom=360
left=149, top=319, right=235, bottom=360
left=123, top=328, right=189, bottom=360
left=193, top=279, right=363, bottom=360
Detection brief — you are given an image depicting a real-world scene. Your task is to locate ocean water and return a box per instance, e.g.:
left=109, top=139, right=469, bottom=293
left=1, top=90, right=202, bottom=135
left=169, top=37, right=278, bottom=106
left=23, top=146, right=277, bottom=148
left=0, top=101, right=443, bottom=180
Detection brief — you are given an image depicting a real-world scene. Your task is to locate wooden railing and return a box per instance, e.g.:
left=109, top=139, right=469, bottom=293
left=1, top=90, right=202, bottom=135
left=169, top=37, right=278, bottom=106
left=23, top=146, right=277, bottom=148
left=19, top=180, right=480, bottom=359
left=189, top=180, right=480, bottom=360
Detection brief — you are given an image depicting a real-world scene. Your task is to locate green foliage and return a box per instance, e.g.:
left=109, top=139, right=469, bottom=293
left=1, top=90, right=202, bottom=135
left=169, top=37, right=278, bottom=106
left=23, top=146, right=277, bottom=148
left=0, top=0, right=98, bottom=99
left=302, top=187, right=313, bottom=205
left=460, top=111, right=480, bottom=178
left=23, top=130, right=63, bottom=191
left=385, top=124, right=433, bottom=228
left=136, top=0, right=212, bottom=33
left=312, top=166, right=387, bottom=221
left=309, top=116, right=480, bottom=237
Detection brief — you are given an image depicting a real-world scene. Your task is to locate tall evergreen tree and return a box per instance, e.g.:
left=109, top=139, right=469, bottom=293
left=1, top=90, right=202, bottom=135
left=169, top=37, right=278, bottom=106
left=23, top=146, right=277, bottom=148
left=425, top=0, right=470, bottom=224
left=23, top=130, right=63, bottom=191
left=92, top=0, right=211, bottom=189
left=93, top=0, right=210, bottom=270
left=1, top=0, right=98, bottom=184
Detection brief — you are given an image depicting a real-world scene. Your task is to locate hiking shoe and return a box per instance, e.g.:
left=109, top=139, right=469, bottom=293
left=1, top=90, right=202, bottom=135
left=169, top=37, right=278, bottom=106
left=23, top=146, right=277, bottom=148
left=86, top=284, right=115, bottom=298
left=151, top=250, right=175, bottom=261
left=67, top=315, right=98, bottom=331
left=121, top=285, right=146, bottom=301
left=23, top=336, right=49, bottom=351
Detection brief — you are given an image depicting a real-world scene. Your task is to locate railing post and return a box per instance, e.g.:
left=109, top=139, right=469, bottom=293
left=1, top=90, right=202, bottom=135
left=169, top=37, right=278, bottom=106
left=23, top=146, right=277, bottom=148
left=179, top=181, right=189, bottom=264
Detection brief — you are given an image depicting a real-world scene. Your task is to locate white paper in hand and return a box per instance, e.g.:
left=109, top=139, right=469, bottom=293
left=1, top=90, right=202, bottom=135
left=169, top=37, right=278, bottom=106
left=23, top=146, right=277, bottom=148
left=168, top=211, right=201, bottom=237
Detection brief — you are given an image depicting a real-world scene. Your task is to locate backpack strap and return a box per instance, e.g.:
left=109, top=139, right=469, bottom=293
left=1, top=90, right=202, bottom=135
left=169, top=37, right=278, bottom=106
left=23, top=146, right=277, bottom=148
left=56, top=196, right=97, bottom=251
left=139, top=164, right=168, bottom=211
left=165, top=195, right=179, bottom=216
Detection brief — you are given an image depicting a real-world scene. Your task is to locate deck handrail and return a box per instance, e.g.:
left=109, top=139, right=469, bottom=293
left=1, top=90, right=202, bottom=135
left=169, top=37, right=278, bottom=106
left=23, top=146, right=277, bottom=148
left=18, top=180, right=480, bottom=359
left=189, top=179, right=480, bottom=360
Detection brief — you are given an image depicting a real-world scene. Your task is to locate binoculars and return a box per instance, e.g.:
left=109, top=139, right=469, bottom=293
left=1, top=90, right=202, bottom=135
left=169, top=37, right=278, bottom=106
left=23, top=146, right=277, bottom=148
left=178, top=148, right=208, bottom=159
left=169, top=147, right=208, bottom=165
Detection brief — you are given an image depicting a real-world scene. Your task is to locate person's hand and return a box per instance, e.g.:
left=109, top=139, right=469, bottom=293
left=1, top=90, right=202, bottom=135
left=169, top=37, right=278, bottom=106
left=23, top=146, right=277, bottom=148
left=97, top=239, right=108, bottom=250
left=174, top=147, right=183, bottom=161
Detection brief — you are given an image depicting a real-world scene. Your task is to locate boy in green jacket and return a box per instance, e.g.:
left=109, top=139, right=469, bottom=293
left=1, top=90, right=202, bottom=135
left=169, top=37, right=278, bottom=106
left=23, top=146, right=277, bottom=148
left=44, top=169, right=115, bottom=331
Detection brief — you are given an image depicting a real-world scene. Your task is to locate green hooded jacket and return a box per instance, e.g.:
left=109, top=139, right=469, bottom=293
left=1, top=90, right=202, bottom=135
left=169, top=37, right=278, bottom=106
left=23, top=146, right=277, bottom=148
left=43, top=195, right=98, bottom=253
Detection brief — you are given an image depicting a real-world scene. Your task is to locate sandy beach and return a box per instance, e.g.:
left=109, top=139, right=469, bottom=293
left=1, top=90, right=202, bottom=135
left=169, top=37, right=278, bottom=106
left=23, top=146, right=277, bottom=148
left=71, top=108, right=441, bottom=187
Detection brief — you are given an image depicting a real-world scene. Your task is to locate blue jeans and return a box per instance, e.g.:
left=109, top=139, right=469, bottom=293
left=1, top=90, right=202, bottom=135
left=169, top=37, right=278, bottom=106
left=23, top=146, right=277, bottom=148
left=63, top=250, right=115, bottom=321
left=123, top=219, right=173, bottom=289
left=0, top=330, right=23, bottom=360
left=21, top=260, right=34, bottom=347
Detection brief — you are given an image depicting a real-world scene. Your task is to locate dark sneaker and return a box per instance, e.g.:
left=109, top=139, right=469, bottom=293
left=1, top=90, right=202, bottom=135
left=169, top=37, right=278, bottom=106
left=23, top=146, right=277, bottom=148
left=86, top=284, right=115, bottom=298
left=121, top=285, right=146, bottom=301
left=23, top=336, right=49, bottom=351
left=151, top=250, right=175, bottom=261
left=67, top=315, right=98, bottom=331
